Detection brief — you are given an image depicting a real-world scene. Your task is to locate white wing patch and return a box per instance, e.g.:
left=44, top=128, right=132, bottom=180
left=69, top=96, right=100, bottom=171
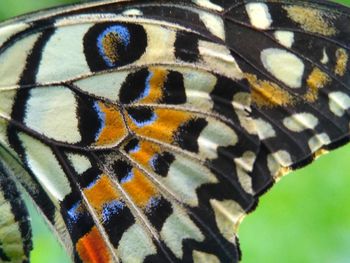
left=118, top=224, right=157, bottom=263
left=235, top=151, right=255, bottom=194
left=192, top=0, right=224, bottom=12
left=261, top=48, right=305, bottom=89
left=328, top=91, right=350, bottom=117
left=74, top=71, right=129, bottom=101
left=193, top=250, right=220, bottom=263
left=24, top=86, right=81, bottom=143
left=0, top=22, right=29, bottom=47
left=254, top=118, right=276, bottom=140
left=321, top=48, right=329, bottom=64
left=182, top=69, right=217, bottom=111
left=283, top=113, right=319, bottom=132
left=0, top=190, right=26, bottom=261
left=138, top=24, right=177, bottom=65
left=267, top=150, right=292, bottom=176
left=274, top=31, right=294, bottom=48
left=0, top=33, right=40, bottom=87
left=245, top=3, right=272, bottom=30
left=210, top=199, right=244, bottom=239
left=122, top=9, right=143, bottom=16
left=67, top=153, right=92, bottom=174
left=0, top=90, right=17, bottom=120
left=36, top=24, right=92, bottom=83
left=198, top=120, right=238, bottom=160
left=198, top=40, right=243, bottom=80
left=308, top=133, right=331, bottom=152
left=161, top=206, right=204, bottom=258
left=163, top=156, right=217, bottom=206
left=19, top=132, right=71, bottom=201
left=199, top=12, right=225, bottom=40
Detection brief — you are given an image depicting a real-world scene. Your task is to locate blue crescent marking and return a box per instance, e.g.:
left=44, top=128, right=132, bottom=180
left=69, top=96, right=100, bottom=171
left=85, top=176, right=100, bottom=190
left=97, top=25, right=131, bottom=67
left=102, top=200, right=125, bottom=222
left=134, top=70, right=153, bottom=102
left=130, top=111, right=158, bottom=128
left=145, top=196, right=161, bottom=212
left=93, top=101, right=106, bottom=141
left=149, top=154, right=159, bottom=170
left=68, top=201, right=82, bottom=223
left=129, top=143, right=141, bottom=154
left=120, top=170, right=134, bottom=184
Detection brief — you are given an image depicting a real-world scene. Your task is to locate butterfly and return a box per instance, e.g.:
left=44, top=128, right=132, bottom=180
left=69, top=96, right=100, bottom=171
left=0, top=0, right=349, bottom=262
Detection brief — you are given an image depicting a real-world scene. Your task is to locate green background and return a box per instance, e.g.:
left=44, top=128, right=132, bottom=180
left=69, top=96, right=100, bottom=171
left=1, top=1, right=350, bottom=262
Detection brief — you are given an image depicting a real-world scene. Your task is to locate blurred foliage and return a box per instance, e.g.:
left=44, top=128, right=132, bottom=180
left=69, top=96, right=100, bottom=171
left=1, top=0, right=350, bottom=262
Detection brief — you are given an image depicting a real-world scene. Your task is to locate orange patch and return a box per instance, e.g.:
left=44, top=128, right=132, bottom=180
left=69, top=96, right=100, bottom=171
left=246, top=74, right=295, bottom=108
left=95, top=102, right=127, bottom=146
left=84, top=174, right=120, bottom=216
left=139, top=67, right=168, bottom=104
left=129, top=140, right=161, bottom=168
left=305, top=67, right=330, bottom=102
left=284, top=6, right=336, bottom=36
left=76, top=226, right=112, bottom=263
left=102, top=32, right=120, bottom=65
left=127, top=109, right=192, bottom=143
left=122, top=169, right=158, bottom=208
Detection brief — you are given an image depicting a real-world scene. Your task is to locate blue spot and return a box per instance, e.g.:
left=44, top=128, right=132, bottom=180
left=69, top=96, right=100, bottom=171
left=97, top=25, right=131, bottom=67
left=135, top=71, right=153, bottom=102
left=86, top=176, right=99, bottom=189
left=129, top=143, right=140, bottom=154
left=102, top=200, right=125, bottom=222
left=145, top=196, right=161, bottom=212
left=68, top=201, right=82, bottom=223
left=149, top=154, right=158, bottom=170
left=120, top=170, right=134, bottom=184
left=130, top=111, right=157, bottom=128
left=93, top=101, right=106, bottom=141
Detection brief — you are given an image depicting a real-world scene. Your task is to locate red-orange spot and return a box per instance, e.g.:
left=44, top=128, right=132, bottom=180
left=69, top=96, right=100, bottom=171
left=76, top=226, right=112, bottom=263
left=84, top=174, right=120, bottom=216
left=122, top=169, right=158, bottom=208
left=95, top=102, right=127, bottom=146
left=126, top=109, right=192, bottom=143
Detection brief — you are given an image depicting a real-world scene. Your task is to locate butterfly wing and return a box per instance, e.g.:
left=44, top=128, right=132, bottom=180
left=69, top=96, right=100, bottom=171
left=0, top=155, right=32, bottom=263
left=0, top=2, right=259, bottom=262
left=222, top=0, right=350, bottom=194
left=0, top=1, right=349, bottom=263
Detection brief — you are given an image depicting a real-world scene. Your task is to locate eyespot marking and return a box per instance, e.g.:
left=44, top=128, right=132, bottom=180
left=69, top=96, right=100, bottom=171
left=84, top=23, right=147, bottom=71
left=97, top=25, right=131, bottom=67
